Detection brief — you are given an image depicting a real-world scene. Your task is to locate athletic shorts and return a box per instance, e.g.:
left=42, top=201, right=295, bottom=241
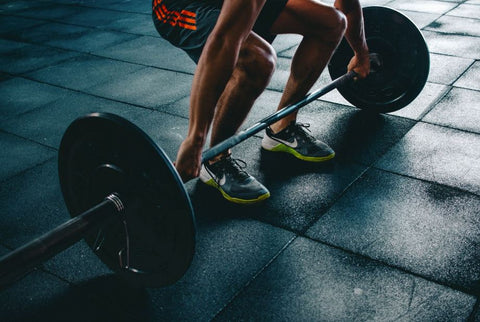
left=152, top=0, right=288, bottom=63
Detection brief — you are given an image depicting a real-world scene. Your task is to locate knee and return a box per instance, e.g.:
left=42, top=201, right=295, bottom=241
left=327, top=9, right=347, bottom=44
left=333, top=9, right=347, bottom=37
left=238, top=42, right=277, bottom=87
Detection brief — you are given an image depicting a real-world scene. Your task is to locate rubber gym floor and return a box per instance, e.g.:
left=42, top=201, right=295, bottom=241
left=1, top=0, right=480, bottom=321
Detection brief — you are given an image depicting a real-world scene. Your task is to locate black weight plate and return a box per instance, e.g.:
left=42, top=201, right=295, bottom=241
left=58, top=113, right=195, bottom=287
left=328, top=6, right=430, bottom=113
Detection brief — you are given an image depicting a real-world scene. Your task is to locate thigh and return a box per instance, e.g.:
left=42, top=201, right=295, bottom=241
left=252, top=0, right=289, bottom=43
left=270, top=0, right=341, bottom=35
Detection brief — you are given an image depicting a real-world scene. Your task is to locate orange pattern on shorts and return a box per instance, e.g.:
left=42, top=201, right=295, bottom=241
left=153, top=0, right=197, bottom=30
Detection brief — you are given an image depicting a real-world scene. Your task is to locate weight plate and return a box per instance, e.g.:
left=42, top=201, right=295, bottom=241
left=328, top=6, right=430, bottom=113
left=58, top=113, right=195, bottom=287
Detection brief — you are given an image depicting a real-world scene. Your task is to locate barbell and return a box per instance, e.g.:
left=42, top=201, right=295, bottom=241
left=0, top=6, right=429, bottom=289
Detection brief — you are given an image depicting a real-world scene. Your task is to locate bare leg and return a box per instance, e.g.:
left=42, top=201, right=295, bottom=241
left=208, top=32, right=276, bottom=162
left=268, top=0, right=347, bottom=132
left=198, top=32, right=275, bottom=204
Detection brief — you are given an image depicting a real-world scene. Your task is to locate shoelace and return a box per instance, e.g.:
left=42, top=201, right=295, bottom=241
left=212, top=156, right=249, bottom=181
left=291, top=123, right=317, bottom=144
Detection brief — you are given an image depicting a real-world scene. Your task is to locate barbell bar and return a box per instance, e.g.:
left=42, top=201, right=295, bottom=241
left=0, top=6, right=429, bottom=289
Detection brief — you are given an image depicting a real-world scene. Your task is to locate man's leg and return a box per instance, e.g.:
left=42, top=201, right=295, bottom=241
left=270, top=0, right=347, bottom=131
left=209, top=32, right=277, bottom=156
left=199, top=32, right=276, bottom=204
left=260, top=0, right=346, bottom=162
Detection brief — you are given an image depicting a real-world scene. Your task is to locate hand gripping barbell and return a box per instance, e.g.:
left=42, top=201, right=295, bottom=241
left=0, top=6, right=429, bottom=289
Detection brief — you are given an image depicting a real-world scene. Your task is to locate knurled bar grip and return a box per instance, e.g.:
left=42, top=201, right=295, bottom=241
left=0, top=194, right=124, bottom=289
left=201, top=71, right=356, bottom=163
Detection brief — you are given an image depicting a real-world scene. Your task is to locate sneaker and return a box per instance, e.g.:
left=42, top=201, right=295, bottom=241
left=261, top=122, right=335, bottom=162
left=199, top=155, right=270, bottom=204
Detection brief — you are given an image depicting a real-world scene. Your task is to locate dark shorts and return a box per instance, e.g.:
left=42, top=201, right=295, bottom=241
left=152, top=0, right=288, bottom=63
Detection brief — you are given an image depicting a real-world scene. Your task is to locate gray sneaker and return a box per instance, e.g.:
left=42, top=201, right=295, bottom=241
left=199, top=156, right=270, bottom=204
left=261, top=122, right=335, bottom=162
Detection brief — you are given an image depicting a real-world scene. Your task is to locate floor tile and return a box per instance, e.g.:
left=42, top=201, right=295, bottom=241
left=428, top=53, right=474, bottom=85
left=0, top=270, right=74, bottom=322
left=454, top=61, right=480, bottom=91
left=388, top=0, right=458, bottom=14
left=25, top=54, right=145, bottom=91
left=14, top=3, right=79, bottom=20
left=105, top=0, right=152, bottom=14
left=42, top=241, right=112, bottom=284
left=0, top=0, right=51, bottom=13
left=0, top=92, right=136, bottom=148
left=0, top=38, right=28, bottom=52
left=0, top=132, right=55, bottom=182
left=423, top=30, right=480, bottom=59
left=93, top=36, right=196, bottom=74
left=0, top=77, right=72, bottom=120
left=144, top=220, right=295, bottom=321
left=0, top=160, right=66, bottom=247
left=389, top=82, right=449, bottom=120
left=397, top=9, right=440, bottom=29
left=0, top=92, right=189, bottom=156
left=447, top=3, right=480, bottom=18
left=0, top=42, right=79, bottom=74
left=423, top=87, right=480, bottom=133
left=47, top=28, right=137, bottom=53
left=54, top=6, right=126, bottom=28
left=84, top=67, right=192, bottom=108
left=217, top=237, right=475, bottom=321
left=0, top=15, right=45, bottom=35
left=102, top=12, right=157, bottom=36
left=272, top=34, right=302, bottom=55
left=10, top=21, right=89, bottom=43
left=14, top=21, right=137, bottom=53
left=190, top=142, right=367, bottom=233
left=426, top=16, right=480, bottom=37
left=376, top=122, right=480, bottom=195
left=307, top=169, right=480, bottom=292
left=297, top=102, right=416, bottom=165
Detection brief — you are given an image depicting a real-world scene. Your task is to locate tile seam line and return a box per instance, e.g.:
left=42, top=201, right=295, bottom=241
left=0, top=32, right=195, bottom=77
left=418, top=119, right=480, bottom=136
left=43, top=2, right=152, bottom=15
left=448, top=59, right=479, bottom=87
left=404, top=1, right=463, bottom=18
left=4, top=72, right=187, bottom=117
left=298, top=164, right=372, bottom=235
left=3, top=71, right=193, bottom=123
left=370, top=165, right=480, bottom=198
left=298, top=233, right=479, bottom=297
left=0, top=11, right=163, bottom=40
left=211, top=234, right=298, bottom=321
left=423, top=29, right=480, bottom=39
left=467, top=298, right=479, bottom=322
left=0, top=156, right=57, bottom=185
left=416, top=84, right=452, bottom=120
left=297, top=116, right=423, bottom=234
left=0, top=128, right=58, bottom=151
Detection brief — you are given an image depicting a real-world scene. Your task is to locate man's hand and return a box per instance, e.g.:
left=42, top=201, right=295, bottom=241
left=175, top=137, right=204, bottom=182
left=347, top=52, right=370, bottom=79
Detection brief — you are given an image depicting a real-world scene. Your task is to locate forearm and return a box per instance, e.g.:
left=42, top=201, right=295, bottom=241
left=335, top=0, right=368, bottom=57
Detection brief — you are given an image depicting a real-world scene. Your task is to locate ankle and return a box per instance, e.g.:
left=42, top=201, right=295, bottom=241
left=270, top=120, right=295, bottom=134
left=208, top=151, right=231, bottom=164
